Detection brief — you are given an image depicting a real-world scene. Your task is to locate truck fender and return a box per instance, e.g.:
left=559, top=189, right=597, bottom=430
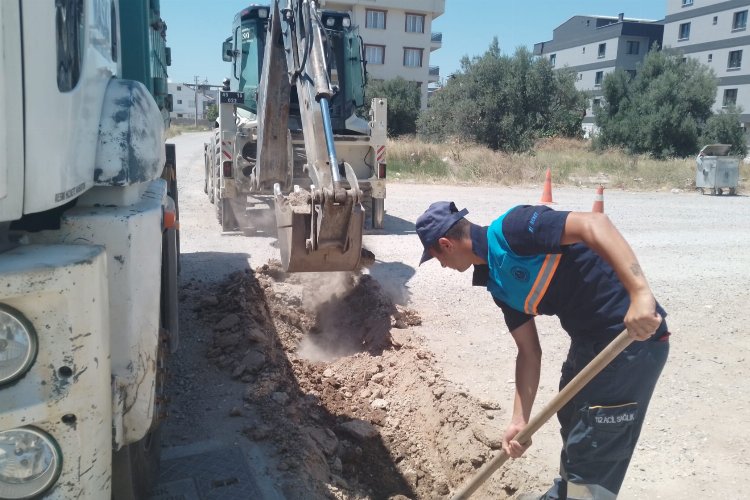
left=94, top=79, right=166, bottom=186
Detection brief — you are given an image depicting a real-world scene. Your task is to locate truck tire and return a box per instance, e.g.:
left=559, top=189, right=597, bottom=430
left=112, top=218, right=176, bottom=499
left=111, top=332, right=166, bottom=500
left=204, top=156, right=209, bottom=194
left=372, top=198, right=385, bottom=229
left=218, top=197, right=239, bottom=230
left=164, top=144, right=181, bottom=275
left=111, top=426, right=161, bottom=500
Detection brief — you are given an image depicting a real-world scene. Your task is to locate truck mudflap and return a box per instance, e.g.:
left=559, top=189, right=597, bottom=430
left=274, top=164, right=363, bottom=272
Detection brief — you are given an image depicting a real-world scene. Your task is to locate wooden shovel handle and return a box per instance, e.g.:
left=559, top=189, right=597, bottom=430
left=451, top=330, right=633, bottom=500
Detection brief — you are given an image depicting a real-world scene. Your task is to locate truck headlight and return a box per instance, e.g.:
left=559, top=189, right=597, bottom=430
left=0, top=305, right=38, bottom=386
left=0, top=428, right=62, bottom=499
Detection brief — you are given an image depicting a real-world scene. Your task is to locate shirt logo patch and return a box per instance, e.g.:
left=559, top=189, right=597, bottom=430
left=511, top=266, right=530, bottom=282
left=527, top=211, right=540, bottom=233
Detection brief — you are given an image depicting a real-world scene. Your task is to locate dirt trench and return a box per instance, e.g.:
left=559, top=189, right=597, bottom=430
left=191, top=261, right=541, bottom=499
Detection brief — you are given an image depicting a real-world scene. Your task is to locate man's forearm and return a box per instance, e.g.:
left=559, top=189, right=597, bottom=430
left=512, top=350, right=542, bottom=423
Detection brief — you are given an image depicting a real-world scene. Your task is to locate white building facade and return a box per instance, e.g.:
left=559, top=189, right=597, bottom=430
left=663, top=0, right=750, bottom=126
left=534, top=14, right=663, bottom=137
left=168, top=82, right=216, bottom=120
left=321, top=0, right=445, bottom=108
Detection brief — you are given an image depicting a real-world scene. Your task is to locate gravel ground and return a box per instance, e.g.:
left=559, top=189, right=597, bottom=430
left=163, top=131, right=750, bottom=499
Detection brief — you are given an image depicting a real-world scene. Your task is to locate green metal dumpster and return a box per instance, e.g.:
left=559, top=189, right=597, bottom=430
left=696, top=144, right=739, bottom=195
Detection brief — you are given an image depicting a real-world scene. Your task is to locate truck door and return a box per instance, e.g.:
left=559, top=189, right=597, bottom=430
left=0, top=0, right=24, bottom=222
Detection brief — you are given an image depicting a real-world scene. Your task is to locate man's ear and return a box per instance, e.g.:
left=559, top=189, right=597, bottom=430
left=437, top=237, right=453, bottom=252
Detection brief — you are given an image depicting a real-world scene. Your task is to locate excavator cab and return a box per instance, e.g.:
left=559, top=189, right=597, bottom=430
left=228, top=6, right=269, bottom=114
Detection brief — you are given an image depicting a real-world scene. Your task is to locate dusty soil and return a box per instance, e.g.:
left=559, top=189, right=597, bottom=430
left=187, top=262, right=534, bottom=499
left=163, top=131, right=750, bottom=499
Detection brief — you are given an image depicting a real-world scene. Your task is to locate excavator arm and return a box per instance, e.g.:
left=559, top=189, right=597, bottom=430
left=255, top=0, right=363, bottom=272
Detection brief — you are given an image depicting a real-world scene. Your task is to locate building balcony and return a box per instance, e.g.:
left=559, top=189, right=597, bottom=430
left=431, top=32, right=442, bottom=51
left=428, top=65, right=440, bottom=81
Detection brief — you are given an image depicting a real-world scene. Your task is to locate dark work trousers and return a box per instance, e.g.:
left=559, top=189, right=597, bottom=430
left=542, top=333, right=670, bottom=500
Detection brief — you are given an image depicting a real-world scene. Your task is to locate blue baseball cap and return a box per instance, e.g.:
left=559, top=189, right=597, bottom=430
left=416, top=201, right=469, bottom=264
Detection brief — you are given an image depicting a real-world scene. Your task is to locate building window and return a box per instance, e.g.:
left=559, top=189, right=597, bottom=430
left=679, top=22, right=691, bottom=40
left=733, top=10, right=748, bottom=31
left=405, top=13, right=424, bottom=33
left=366, top=9, right=386, bottom=29
left=598, top=43, right=606, bottom=58
left=403, top=47, right=423, bottom=67
left=582, top=46, right=586, bottom=54
left=550, top=54, right=556, bottom=67
left=177, top=99, right=182, bottom=104
left=593, top=98, right=601, bottom=108
left=708, top=53, right=713, bottom=63
left=723, top=88, right=738, bottom=107
left=682, top=0, right=693, bottom=6
left=177, top=113, right=183, bottom=117
left=728, top=50, right=743, bottom=69
left=176, top=85, right=182, bottom=91
left=626, top=41, right=640, bottom=55
left=364, top=44, right=385, bottom=65
left=714, top=16, right=719, bottom=25
left=578, top=73, right=583, bottom=80
left=594, top=71, right=603, bottom=86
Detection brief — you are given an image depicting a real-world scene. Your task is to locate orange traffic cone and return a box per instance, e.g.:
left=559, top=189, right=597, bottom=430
left=540, top=168, right=554, bottom=204
left=592, top=185, right=604, bottom=213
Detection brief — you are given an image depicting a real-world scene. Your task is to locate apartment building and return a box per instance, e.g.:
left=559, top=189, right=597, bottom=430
left=663, top=0, right=750, bottom=127
left=320, top=0, right=445, bottom=109
left=168, top=82, right=216, bottom=120
left=534, top=14, right=663, bottom=136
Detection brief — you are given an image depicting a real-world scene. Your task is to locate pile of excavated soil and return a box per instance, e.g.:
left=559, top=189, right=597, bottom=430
left=196, top=262, right=540, bottom=499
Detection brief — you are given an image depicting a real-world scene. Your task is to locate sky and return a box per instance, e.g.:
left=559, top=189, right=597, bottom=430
left=159, top=0, right=667, bottom=86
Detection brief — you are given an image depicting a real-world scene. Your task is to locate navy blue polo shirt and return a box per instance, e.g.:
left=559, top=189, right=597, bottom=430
left=471, top=205, right=667, bottom=340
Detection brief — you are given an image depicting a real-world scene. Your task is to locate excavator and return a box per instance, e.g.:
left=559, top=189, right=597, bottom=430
left=206, top=1, right=388, bottom=272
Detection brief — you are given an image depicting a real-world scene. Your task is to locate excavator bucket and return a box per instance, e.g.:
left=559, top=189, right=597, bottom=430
left=275, top=188, right=363, bottom=272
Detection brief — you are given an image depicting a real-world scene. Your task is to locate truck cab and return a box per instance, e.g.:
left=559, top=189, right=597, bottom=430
left=0, top=1, right=178, bottom=498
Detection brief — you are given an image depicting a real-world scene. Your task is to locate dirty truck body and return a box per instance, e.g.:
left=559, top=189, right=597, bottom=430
left=205, top=1, right=388, bottom=272
left=0, top=1, right=178, bottom=499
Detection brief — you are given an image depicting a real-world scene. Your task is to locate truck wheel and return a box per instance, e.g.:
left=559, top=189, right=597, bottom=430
left=372, top=198, right=385, bottom=229
left=112, top=221, right=175, bottom=499
left=111, top=426, right=161, bottom=500
left=218, top=198, right=240, bottom=230
left=204, top=157, right=209, bottom=194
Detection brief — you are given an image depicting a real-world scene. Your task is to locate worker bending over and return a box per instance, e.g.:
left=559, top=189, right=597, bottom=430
left=416, top=201, right=670, bottom=500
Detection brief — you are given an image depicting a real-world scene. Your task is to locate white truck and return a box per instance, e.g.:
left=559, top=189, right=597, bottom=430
left=0, top=1, right=178, bottom=498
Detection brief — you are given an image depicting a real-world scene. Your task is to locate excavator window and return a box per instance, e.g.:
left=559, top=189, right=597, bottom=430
left=236, top=21, right=264, bottom=113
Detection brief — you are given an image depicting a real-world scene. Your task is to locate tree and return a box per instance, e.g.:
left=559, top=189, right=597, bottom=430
left=205, top=104, right=218, bottom=123
left=417, top=39, right=587, bottom=152
left=701, top=106, right=747, bottom=157
left=595, top=48, right=717, bottom=158
left=365, top=77, right=422, bottom=136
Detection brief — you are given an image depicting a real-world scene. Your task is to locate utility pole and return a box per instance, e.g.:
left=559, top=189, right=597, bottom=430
left=183, top=79, right=225, bottom=125
left=193, top=75, right=199, bottom=126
